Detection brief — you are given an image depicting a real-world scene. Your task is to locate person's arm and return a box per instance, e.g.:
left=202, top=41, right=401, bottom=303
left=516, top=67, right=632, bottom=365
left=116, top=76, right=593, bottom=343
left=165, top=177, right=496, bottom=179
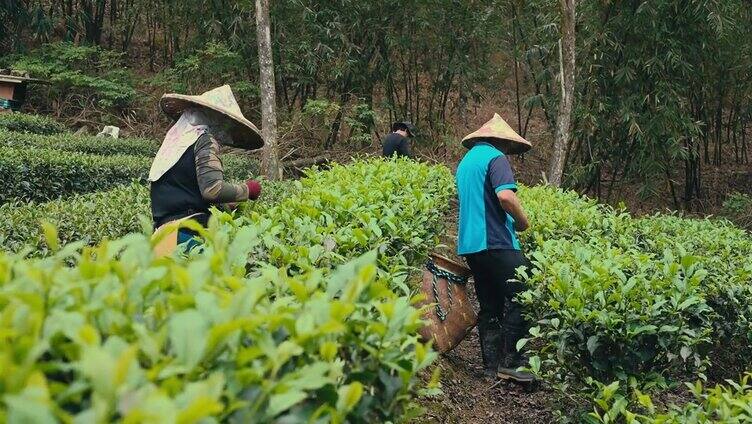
left=194, top=134, right=260, bottom=204
left=498, top=190, right=529, bottom=231
left=488, top=155, right=529, bottom=231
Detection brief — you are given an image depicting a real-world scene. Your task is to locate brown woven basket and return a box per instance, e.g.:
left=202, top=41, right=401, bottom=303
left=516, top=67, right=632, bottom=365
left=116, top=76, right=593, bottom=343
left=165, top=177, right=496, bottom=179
left=417, top=253, right=477, bottom=353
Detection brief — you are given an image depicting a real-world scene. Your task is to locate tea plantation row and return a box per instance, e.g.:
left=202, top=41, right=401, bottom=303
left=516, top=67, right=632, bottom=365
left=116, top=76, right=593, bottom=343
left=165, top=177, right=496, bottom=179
left=0, top=112, right=67, bottom=135
left=0, top=156, right=454, bottom=422
left=517, top=186, right=752, bottom=421
left=4, top=173, right=750, bottom=421
left=0, top=130, right=258, bottom=203
left=1, top=113, right=751, bottom=421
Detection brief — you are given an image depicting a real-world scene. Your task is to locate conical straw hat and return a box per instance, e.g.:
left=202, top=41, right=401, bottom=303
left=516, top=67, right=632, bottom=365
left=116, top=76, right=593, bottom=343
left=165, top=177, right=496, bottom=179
left=461, top=113, right=531, bottom=154
left=160, top=85, right=264, bottom=150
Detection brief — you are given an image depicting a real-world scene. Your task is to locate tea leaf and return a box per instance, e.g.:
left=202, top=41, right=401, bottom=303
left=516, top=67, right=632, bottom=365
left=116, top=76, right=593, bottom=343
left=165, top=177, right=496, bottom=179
left=169, top=309, right=209, bottom=371
left=336, top=382, right=364, bottom=413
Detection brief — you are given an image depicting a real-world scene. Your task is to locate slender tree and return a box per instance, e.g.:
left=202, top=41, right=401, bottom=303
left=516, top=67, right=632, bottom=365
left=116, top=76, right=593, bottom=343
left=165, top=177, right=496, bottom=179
left=547, top=0, right=575, bottom=187
left=255, top=0, right=281, bottom=180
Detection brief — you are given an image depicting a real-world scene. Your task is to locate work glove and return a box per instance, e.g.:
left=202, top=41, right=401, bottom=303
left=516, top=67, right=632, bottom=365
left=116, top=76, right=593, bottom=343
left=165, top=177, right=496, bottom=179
left=246, top=179, right=262, bottom=200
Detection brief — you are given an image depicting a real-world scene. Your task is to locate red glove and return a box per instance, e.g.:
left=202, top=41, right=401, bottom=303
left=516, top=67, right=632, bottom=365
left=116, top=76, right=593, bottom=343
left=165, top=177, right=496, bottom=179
left=246, top=179, right=261, bottom=200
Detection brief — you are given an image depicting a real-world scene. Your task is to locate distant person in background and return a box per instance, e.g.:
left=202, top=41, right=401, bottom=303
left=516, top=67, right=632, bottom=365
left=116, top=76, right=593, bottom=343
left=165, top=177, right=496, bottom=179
left=382, top=121, right=417, bottom=158
left=149, top=85, right=264, bottom=252
left=455, top=113, right=535, bottom=383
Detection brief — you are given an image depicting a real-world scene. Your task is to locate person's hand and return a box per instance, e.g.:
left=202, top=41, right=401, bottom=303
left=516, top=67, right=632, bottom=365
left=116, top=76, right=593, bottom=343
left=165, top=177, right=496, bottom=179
left=514, top=218, right=529, bottom=232
left=225, top=202, right=239, bottom=211
left=246, top=179, right=261, bottom=200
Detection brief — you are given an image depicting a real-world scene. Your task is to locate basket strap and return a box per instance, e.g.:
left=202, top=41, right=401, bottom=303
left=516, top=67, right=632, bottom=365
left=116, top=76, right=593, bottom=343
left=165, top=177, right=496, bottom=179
left=426, top=259, right=470, bottom=322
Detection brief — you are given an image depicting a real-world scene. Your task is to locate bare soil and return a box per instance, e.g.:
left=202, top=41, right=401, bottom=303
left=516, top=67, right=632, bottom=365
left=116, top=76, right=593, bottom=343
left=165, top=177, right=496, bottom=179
left=417, top=284, right=556, bottom=424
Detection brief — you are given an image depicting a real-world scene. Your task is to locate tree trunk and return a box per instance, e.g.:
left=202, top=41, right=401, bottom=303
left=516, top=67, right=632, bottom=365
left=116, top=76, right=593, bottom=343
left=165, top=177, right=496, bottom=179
left=547, top=0, right=576, bottom=187
left=255, top=0, right=281, bottom=180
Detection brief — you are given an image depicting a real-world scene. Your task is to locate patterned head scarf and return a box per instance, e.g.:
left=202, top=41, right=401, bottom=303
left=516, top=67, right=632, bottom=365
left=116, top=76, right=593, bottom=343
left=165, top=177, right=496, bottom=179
left=148, top=108, right=231, bottom=182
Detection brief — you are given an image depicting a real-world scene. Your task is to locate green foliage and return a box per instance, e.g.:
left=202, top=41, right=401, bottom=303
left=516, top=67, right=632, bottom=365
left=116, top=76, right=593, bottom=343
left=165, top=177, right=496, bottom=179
left=239, top=158, right=455, bottom=292
left=0, top=129, right=158, bottom=157
left=0, top=183, right=150, bottom=254
left=0, top=179, right=297, bottom=254
left=344, top=103, right=378, bottom=147
left=513, top=1, right=752, bottom=202
left=0, top=113, right=66, bottom=135
left=661, top=375, right=752, bottom=423
left=630, top=215, right=752, bottom=360
left=587, top=374, right=752, bottom=423
left=9, top=42, right=137, bottom=110
left=519, top=185, right=634, bottom=248
left=0, top=155, right=452, bottom=287
left=0, top=131, right=259, bottom=203
left=0, top=146, right=148, bottom=203
left=222, top=154, right=261, bottom=182
left=722, top=193, right=752, bottom=231
left=519, top=238, right=713, bottom=387
left=723, top=192, right=752, bottom=217
left=0, top=158, right=449, bottom=421
left=517, top=186, right=752, bottom=401
left=302, top=99, right=342, bottom=128
left=151, top=42, right=259, bottom=114
left=296, top=99, right=380, bottom=148
left=0, top=225, right=436, bottom=422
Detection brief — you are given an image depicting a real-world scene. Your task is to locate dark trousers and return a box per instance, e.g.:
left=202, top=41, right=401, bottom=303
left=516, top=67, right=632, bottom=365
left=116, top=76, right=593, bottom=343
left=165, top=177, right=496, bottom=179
left=465, top=249, right=530, bottom=369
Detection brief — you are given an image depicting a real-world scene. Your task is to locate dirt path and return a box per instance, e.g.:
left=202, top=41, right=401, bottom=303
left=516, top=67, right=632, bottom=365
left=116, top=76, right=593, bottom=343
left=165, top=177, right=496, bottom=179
left=418, top=284, right=556, bottom=424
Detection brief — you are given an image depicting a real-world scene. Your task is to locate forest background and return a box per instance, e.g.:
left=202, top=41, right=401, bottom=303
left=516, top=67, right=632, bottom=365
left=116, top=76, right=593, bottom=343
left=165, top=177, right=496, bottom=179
left=2, top=0, right=751, bottom=219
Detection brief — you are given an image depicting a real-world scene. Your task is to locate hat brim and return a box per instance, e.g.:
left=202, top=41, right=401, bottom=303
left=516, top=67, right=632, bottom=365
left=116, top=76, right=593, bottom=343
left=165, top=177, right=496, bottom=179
left=160, top=94, right=264, bottom=151
left=462, top=136, right=531, bottom=155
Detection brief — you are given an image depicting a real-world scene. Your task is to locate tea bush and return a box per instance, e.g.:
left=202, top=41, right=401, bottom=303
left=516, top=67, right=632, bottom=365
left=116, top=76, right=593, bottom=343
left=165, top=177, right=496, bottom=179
left=517, top=186, right=752, bottom=400
left=0, top=146, right=149, bottom=203
left=0, top=143, right=260, bottom=203
left=588, top=373, right=752, bottom=423
left=0, top=129, right=158, bottom=157
left=0, top=223, right=437, bottom=422
left=0, top=183, right=150, bottom=254
left=0, top=130, right=262, bottom=177
left=0, top=113, right=66, bottom=135
left=659, top=375, right=752, bottom=423
left=518, top=184, right=635, bottom=249
left=518, top=238, right=713, bottom=386
left=222, top=154, right=261, bottom=181
left=239, top=158, right=455, bottom=292
left=1, top=156, right=453, bottom=282
left=0, top=180, right=296, bottom=254
left=723, top=192, right=752, bottom=216
left=632, top=215, right=752, bottom=361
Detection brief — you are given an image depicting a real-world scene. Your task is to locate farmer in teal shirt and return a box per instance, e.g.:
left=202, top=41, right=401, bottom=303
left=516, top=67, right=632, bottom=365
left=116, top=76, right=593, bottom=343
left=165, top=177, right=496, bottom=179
left=455, top=113, right=534, bottom=383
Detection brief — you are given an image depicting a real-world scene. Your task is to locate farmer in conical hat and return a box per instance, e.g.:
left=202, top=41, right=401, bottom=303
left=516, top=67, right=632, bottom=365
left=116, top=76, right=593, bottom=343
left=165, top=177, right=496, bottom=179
left=382, top=120, right=417, bottom=158
left=149, top=85, right=264, bottom=252
left=455, top=113, right=535, bottom=383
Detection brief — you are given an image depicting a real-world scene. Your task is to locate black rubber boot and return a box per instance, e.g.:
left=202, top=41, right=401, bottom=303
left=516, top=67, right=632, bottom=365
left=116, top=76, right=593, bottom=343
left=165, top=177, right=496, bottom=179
left=497, top=353, right=535, bottom=383
left=477, top=318, right=503, bottom=376
left=497, top=320, right=536, bottom=384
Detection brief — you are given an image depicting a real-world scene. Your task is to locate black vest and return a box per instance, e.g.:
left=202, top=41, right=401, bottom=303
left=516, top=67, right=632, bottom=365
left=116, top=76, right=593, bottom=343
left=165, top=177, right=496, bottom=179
left=150, top=143, right=210, bottom=229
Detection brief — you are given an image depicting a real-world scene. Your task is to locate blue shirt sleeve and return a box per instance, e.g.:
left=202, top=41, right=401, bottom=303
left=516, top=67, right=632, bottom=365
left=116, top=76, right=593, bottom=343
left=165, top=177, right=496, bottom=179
left=488, top=155, right=517, bottom=193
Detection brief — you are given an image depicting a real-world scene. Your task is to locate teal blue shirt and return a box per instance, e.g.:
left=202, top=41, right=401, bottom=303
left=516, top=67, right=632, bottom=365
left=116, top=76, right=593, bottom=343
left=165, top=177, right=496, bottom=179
left=456, top=142, right=520, bottom=255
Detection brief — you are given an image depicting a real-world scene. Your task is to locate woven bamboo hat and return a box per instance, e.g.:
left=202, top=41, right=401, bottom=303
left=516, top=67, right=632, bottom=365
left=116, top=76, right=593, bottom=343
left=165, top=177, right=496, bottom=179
left=160, top=85, right=264, bottom=150
left=462, top=113, right=531, bottom=154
